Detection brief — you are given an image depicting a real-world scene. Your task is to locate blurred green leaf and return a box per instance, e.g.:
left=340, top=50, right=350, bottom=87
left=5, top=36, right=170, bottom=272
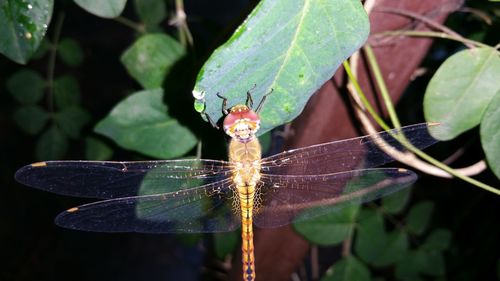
left=422, top=228, right=452, bottom=252
left=133, top=0, right=166, bottom=26
left=58, top=38, right=84, bottom=66
left=418, top=250, right=445, bottom=276
left=121, top=33, right=185, bottom=89
left=424, top=47, right=500, bottom=140
left=35, top=125, right=68, bottom=160
left=480, top=91, right=500, bottom=179
left=53, top=75, right=81, bottom=108
left=94, top=88, right=197, bottom=158
left=32, top=38, right=51, bottom=59
left=258, top=131, right=272, bottom=154
left=7, top=70, right=45, bottom=104
left=85, top=137, right=113, bottom=160
left=406, top=201, right=434, bottom=235
left=321, top=256, right=371, bottom=281
left=214, top=231, right=238, bottom=260
left=177, top=233, right=202, bottom=246
left=0, top=0, right=53, bottom=64
left=355, top=209, right=387, bottom=264
left=382, top=187, right=411, bottom=214
left=13, top=105, right=49, bottom=135
left=395, top=251, right=424, bottom=281
left=54, top=106, right=91, bottom=138
left=371, top=229, right=409, bottom=267
left=193, top=0, right=369, bottom=134
left=294, top=205, right=358, bottom=246
left=73, top=0, right=126, bottom=18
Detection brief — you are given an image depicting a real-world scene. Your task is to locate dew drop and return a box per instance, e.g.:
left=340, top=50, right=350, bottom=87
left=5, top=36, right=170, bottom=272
left=25, top=32, right=32, bottom=39
left=27, top=4, right=32, bottom=9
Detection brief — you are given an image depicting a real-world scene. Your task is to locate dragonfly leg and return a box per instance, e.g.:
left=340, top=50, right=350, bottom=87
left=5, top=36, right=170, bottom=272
left=203, top=111, right=220, bottom=129
left=216, top=92, right=230, bottom=115
left=245, top=84, right=257, bottom=109
left=255, top=88, right=274, bottom=113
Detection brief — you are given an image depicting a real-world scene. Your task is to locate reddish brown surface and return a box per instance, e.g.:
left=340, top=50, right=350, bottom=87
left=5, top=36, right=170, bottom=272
left=229, top=0, right=463, bottom=280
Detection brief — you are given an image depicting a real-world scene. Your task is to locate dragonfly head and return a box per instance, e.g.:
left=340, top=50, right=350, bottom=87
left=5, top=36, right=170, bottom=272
left=223, top=105, right=260, bottom=142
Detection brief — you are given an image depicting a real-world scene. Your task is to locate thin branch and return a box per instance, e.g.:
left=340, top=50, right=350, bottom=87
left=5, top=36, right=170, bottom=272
left=374, top=30, right=491, bottom=49
left=114, top=16, right=145, bottom=33
left=374, top=7, right=476, bottom=49
left=46, top=12, right=65, bottom=114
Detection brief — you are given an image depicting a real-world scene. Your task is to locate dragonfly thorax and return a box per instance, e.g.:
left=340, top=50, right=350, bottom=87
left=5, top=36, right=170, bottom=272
left=223, top=105, right=260, bottom=143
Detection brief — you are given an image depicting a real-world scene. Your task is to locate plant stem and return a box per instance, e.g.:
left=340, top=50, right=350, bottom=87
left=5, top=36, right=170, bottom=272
left=114, top=16, right=145, bottom=33
left=374, top=30, right=491, bottom=49
left=47, top=12, right=65, bottom=114
left=364, top=44, right=402, bottom=129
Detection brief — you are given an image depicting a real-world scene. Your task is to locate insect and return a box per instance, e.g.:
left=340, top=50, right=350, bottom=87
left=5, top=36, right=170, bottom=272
left=15, top=91, right=437, bottom=281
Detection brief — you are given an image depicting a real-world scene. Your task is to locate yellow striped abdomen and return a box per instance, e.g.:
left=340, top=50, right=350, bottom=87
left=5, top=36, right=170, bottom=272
left=228, top=137, right=261, bottom=281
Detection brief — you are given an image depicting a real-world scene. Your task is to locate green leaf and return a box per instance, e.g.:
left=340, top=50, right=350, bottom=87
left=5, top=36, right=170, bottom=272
left=54, top=106, right=91, bottom=138
left=0, top=0, right=53, bottom=64
left=406, top=201, right=434, bottom=235
left=382, top=187, right=411, bottom=214
left=32, top=38, right=50, bottom=59
left=422, top=228, right=452, bottom=252
left=58, top=38, right=84, bottom=66
left=354, top=209, right=387, bottom=264
left=417, top=250, right=445, bottom=276
left=133, top=0, right=166, bottom=26
left=35, top=125, right=68, bottom=160
left=321, top=256, right=371, bottom=281
left=395, top=251, right=425, bottom=281
left=371, top=229, right=409, bottom=267
left=94, top=88, right=197, bottom=158
left=480, top=91, right=500, bottom=179
left=7, top=70, right=45, bottom=104
left=13, top=105, right=49, bottom=135
left=424, top=47, right=500, bottom=140
left=294, top=205, right=358, bottom=246
left=193, top=0, right=369, bottom=134
left=214, top=231, right=238, bottom=260
left=85, top=137, right=113, bottom=160
left=121, top=33, right=186, bottom=89
left=73, top=0, right=126, bottom=18
left=53, top=75, right=81, bottom=108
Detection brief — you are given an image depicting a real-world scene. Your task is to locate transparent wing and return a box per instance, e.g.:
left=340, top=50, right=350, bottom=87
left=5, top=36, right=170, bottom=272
left=254, top=168, right=416, bottom=228
left=54, top=178, right=240, bottom=233
left=261, top=123, right=437, bottom=175
left=15, top=159, right=232, bottom=199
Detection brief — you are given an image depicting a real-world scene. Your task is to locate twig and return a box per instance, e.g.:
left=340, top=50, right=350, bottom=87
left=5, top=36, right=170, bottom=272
left=46, top=12, right=65, bottom=114
left=374, top=7, right=476, bottom=49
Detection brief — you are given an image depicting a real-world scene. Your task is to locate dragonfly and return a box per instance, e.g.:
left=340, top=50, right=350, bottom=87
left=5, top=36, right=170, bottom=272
left=15, top=93, right=437, bottom=281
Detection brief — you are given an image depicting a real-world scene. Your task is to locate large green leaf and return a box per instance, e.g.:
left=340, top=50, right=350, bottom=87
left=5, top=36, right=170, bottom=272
left=192, top=0, right=369, bottom=134
left=0, top=0, right=53, bottom=64
left=94, top=88, right=197, bottom=159
left=73, top=0, right=126, bottom=18
left=213, top=231, right=238, bottom=260
left=321, top=256, right=371, bottom=281
left=294, top=205, right=359, bottom=246
left=424, top=47, right=500, bottom=140
left=480, top=91, right=500, bottom=179
left=121, top=33, right=186, bottom=89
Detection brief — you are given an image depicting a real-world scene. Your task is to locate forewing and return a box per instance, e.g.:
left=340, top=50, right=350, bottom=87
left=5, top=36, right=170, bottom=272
left=254, top=168, right=416, bottom=228
left=55, top=179, right=240, bottom=233
left=15, top=159, right=232, bottom=199
left=261, top=123, right=437, bottom=175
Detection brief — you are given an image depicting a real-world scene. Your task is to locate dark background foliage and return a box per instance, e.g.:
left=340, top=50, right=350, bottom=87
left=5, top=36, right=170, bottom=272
left=0, top=0, right=499, bottom=281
